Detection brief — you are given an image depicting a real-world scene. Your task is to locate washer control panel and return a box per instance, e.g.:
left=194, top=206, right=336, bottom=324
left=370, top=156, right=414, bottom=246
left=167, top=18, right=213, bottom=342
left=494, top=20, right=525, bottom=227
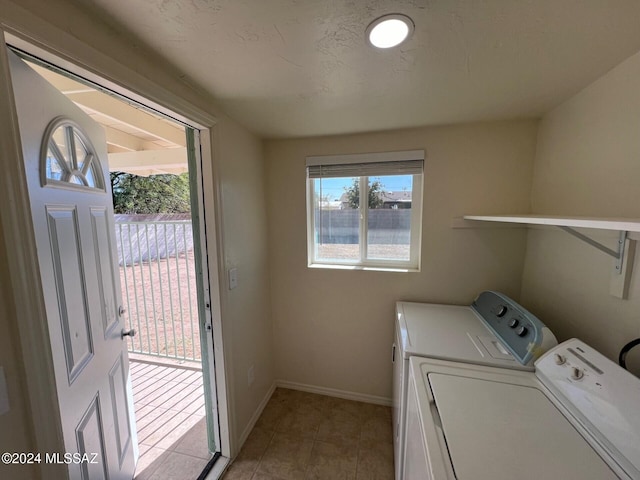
left=471, top=291, right=557, bottom=365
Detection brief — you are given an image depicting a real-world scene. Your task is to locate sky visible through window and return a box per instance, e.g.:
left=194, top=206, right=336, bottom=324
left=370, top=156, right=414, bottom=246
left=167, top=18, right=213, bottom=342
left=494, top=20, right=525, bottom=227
left=316, top=175, right=412, bottom=201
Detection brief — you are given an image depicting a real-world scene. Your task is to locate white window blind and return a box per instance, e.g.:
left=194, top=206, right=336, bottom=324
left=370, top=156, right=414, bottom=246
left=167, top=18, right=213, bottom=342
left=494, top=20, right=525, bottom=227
left=306, top=150, right=424, bottom=178
left=305, top=149, right=425, bottom=271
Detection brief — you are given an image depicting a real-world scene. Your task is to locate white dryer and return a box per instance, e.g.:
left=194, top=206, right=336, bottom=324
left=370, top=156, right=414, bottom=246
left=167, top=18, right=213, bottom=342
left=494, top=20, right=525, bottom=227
left=392, top=291, right=557, bottom=480
left=404, top=339, right=640, bottom=479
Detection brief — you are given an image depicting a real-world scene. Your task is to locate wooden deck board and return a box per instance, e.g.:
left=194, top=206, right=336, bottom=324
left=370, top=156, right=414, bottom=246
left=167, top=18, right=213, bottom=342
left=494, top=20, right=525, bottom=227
left=130, top=358, right=211, bottom=478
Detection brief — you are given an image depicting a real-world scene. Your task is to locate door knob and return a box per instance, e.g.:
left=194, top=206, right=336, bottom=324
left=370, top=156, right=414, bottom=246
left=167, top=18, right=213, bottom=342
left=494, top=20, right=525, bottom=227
left=121, top=328, right=136, bottom=339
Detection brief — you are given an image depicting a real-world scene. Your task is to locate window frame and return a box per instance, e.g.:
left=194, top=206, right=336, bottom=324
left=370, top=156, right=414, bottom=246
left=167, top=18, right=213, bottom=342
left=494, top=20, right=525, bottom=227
left=306, top=150, right=424, bottom=272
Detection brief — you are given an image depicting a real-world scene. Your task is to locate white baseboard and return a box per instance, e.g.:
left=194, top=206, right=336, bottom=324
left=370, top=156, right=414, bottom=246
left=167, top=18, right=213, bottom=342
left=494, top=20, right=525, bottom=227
left=237, top=381, right=276, bottom=450
left=275, top=380, right=392, bottom=406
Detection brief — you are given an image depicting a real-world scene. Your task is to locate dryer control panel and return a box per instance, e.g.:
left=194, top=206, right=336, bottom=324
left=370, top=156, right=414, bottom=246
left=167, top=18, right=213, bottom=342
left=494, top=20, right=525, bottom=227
left=471, top=291, right=557, bottom=365
left=536, top=339, right=640, bottom=477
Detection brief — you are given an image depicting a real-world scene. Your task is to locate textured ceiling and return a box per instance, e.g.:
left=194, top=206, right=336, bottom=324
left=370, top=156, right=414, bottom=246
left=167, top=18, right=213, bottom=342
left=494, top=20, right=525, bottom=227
left=74, top=0, right=640, bottom=138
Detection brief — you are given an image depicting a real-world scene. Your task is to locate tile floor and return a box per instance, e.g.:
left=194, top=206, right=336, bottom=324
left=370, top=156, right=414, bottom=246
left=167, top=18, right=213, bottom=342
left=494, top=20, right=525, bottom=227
left=222, top=388, right=394, bottom=480
left=130, top=360, right=213, bottom=480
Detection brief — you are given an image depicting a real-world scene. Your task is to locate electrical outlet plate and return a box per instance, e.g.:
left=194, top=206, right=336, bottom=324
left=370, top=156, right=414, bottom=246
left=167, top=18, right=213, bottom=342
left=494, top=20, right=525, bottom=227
left=229, top=267, right=238, bottom=290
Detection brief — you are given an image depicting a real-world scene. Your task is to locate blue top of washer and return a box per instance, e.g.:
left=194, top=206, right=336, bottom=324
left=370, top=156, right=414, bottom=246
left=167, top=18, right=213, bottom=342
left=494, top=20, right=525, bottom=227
left=471, top=291, right=551, bottom=365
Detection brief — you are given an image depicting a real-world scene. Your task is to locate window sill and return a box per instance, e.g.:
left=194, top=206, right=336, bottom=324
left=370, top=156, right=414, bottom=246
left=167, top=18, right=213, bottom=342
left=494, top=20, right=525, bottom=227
left=308, top=263, right=419, bottom=273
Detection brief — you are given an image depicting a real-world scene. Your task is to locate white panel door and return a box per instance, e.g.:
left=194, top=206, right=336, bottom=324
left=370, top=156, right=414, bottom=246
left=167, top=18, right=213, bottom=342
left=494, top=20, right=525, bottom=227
left=8, top=50, right=137, bottom=479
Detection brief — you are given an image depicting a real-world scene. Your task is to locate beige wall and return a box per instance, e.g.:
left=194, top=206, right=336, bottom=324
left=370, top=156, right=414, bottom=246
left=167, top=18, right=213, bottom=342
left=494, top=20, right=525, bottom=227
left=521, top=50, right=640, bottom=375
left=265, top=120, right=538, bottom=399
left=216, top=119, right=274, bottom=442
left=0, top=0, right=274, bottom=461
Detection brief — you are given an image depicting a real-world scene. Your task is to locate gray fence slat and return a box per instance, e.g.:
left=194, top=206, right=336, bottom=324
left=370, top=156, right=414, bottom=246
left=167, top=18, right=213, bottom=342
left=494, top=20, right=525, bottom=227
left=115, top=220, right=194, bottom=265
left=315, top=209, right=411, bottom=244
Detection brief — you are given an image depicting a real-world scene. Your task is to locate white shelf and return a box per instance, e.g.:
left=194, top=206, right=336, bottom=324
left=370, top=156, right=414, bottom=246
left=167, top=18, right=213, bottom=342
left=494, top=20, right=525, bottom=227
left=462, top=214, right=640, bottom=233
left=459, top=214, right=639, bottom=300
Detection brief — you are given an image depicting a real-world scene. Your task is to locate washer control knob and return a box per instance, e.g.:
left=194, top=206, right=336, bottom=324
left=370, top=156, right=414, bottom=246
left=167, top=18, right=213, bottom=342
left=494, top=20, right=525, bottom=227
left=496, top=306, right=508, bottom=317
left=508, top=318, right=519, bottom=328
left=554, top=354, right=566, bottom=365
left=516, top=326, right=528, bottom=337
left=571, top=367, right=584, bottom=380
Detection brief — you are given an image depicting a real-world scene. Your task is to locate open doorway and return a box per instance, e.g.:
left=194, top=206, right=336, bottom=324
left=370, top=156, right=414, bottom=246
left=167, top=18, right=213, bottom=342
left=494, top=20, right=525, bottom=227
left=18, top=53, right=221, bottom=478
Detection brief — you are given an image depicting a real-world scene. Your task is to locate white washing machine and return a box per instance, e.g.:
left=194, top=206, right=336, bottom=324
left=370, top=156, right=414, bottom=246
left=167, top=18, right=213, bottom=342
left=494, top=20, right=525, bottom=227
left=392, top=291, right=557, bottom=480
left=404, top=339, right=640, bottom=479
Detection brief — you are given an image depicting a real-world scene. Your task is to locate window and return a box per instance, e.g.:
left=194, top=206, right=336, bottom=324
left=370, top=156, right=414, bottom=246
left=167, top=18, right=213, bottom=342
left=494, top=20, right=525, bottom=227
left=306, top=150, right=424, bottom=271
left=41, top=117, right=105, bottom=190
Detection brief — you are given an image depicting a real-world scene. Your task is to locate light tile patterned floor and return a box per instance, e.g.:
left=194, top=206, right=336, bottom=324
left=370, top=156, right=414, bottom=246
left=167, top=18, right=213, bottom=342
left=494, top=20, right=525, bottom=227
left=130, top=360, right=213, bottom=480
left=222, top=388, right=393, bottom=480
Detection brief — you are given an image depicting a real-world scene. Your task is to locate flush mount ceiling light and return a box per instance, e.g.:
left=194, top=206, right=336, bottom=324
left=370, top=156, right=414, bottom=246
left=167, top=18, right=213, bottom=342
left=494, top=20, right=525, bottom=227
left=366, top=14, right=414, bottom=49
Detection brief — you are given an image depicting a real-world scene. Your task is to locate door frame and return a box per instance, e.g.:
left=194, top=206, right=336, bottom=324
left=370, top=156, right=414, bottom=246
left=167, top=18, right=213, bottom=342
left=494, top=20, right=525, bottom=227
left=0, top=12, right=232, bottom=475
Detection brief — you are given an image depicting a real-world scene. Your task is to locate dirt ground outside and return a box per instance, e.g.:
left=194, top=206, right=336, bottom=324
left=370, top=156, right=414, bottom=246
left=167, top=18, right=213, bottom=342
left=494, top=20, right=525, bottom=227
left=317, top=243, right=410, bottom=260
left=120, top=250, right=201, bottom=362
left=119, top=243, right=406, bottom=361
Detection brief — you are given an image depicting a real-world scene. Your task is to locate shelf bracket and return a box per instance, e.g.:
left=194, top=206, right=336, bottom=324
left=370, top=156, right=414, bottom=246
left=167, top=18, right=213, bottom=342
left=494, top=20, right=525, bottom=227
left=559, top=227, right=636, bottom=299
left=616, top=230, right=628, bottom=274
left=558, top=227, right=626, bottom=272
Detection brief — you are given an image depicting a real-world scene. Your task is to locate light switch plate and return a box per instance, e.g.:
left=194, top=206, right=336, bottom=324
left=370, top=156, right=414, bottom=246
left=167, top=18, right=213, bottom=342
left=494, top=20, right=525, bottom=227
left=228, top=267, right=238, bottom=290
left=0, top=367, right=10, bottom=416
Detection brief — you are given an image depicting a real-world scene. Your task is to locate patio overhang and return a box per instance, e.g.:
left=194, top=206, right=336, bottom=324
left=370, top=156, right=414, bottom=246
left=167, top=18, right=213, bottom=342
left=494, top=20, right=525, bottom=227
left=109, top=148, right=188, bottom=176
left=30, top=62, right=188, bottom=177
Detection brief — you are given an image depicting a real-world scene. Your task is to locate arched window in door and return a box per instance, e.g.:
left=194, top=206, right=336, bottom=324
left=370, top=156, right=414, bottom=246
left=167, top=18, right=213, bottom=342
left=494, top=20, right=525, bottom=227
left=41, top=117, right=105, bottom=190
